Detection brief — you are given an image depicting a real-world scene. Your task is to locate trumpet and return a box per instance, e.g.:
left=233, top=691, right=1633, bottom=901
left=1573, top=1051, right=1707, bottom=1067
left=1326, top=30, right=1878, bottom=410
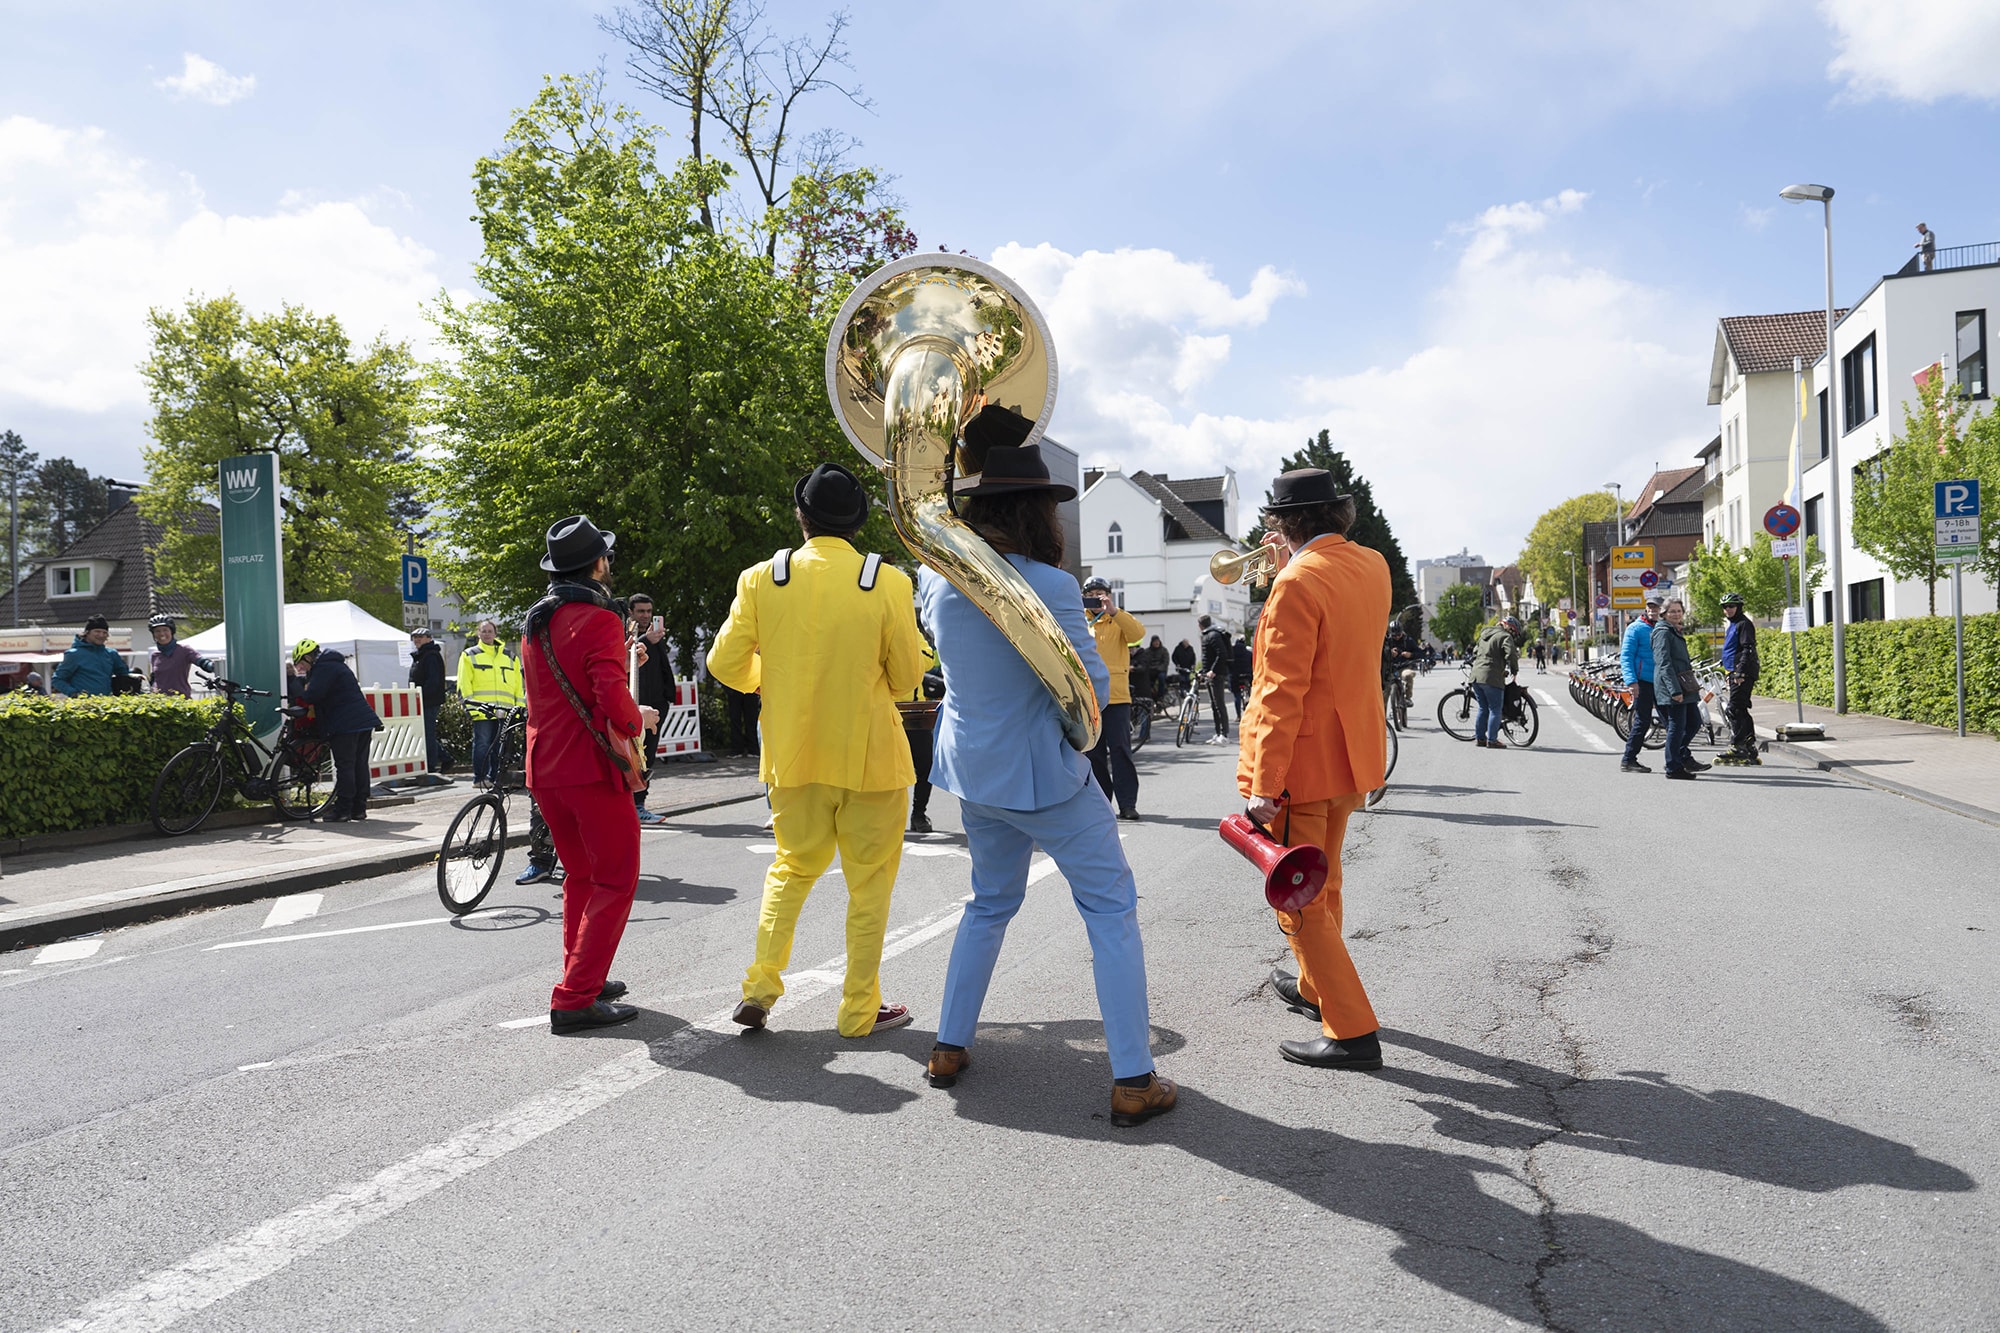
left=1209, top=545, right=1279, bottom=589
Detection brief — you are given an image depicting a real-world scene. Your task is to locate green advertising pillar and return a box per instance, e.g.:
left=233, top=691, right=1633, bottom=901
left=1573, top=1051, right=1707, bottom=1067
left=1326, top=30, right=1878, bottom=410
left=219, top=454, right=286, bottom=736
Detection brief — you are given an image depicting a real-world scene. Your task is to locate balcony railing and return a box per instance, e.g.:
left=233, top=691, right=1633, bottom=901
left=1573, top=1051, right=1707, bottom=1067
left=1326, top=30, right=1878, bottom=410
left=1896, top=241, right=2000, bottom=277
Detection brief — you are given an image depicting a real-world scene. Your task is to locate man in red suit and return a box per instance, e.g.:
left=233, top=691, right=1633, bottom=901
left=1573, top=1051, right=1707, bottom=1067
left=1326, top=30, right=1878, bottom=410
left=522, top=515, right=659, bottom=1033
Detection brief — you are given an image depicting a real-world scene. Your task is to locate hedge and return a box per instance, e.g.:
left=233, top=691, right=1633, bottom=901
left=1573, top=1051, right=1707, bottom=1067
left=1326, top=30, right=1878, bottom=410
left=1752, top=613, right=2000, bottom=737
left=0, top=694, right=221, bottom=838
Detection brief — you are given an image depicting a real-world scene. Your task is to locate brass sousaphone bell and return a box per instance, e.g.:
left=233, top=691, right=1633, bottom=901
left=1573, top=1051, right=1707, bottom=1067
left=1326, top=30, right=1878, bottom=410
left=825, top=256, right=1100, bottom=751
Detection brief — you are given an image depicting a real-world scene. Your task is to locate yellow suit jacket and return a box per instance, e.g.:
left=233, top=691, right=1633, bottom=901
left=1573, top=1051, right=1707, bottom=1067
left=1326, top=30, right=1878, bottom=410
left=708, top=537, right=922, bottom=791
left=1087, top=608, right=1146, bottom=706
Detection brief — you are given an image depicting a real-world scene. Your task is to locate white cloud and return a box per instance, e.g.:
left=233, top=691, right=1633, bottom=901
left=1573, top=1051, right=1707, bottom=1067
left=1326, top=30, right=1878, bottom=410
left=1821, top=0, right=2000, bottom=102
left=995, top=194, right=1713, bottom=568
left=0, top=116, right=448, bottom=418
left=155, top=53, right=257, bottom=106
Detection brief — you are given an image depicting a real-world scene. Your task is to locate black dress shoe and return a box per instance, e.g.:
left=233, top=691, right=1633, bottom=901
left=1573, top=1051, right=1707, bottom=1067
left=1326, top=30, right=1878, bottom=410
left=1619, top=760, right=1650, bottom=773
left=549, top=1001, right=638, bottom=1034
left=1117, top=808, right=1140, bottom=821
left=1665, top=769, right=1697, bottom=781
left=1280, top=1033, right=1384, bottom=1071
left=1686, top=759, right=1712, bottom=772
left=597, top=980, right=628, bottom=1002
left=321, top=813, right=350, bottom=824
left=908, top=814, right=934, bottom=836
left=1269, top=969, right=1321, bottom=1022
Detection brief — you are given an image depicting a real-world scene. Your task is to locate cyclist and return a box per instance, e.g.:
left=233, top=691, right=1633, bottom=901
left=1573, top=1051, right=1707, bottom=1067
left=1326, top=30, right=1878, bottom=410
left=456, top=620, right=524, bottom=789
left=1715, top=592, right=1762, bottom=766
left=52, top=616, right=135, bottom=697
left=1468, top=615, right=1521, bottom=749
left=1381, top=620, right=1416, bottom=712
left=1171, top=637, right=1197, bottom=695
left=1198, top=614, right=1232, bottom=743
left=146, top=615, right=211, bottom=697
left=292, top=638, right=383, bottom=822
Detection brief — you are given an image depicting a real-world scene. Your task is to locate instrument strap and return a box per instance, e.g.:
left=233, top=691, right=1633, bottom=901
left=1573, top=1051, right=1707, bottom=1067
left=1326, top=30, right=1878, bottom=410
left=858, top=553, right=882, bottom=590
left=535, top=624, right=634, bottom=775
left=771, top=548, right=792, bottom=585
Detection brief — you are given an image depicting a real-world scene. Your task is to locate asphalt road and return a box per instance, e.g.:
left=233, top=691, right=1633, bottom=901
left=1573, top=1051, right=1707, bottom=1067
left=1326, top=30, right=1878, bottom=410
left=4, top=671, right=1995, bottom=1332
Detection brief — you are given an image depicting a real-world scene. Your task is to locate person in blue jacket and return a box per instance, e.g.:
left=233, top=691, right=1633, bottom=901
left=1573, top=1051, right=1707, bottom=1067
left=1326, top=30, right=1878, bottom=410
left=916, top=411, right=1175, bottom=1129
left=1618, top=596, right=1662, bottom=773
left=51, top=616, right=137, bottom=697
left=292, top=637, right=383, bottom=822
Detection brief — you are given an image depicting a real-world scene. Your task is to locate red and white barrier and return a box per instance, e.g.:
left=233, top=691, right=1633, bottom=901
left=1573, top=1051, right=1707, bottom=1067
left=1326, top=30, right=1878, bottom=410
left=361, top=686, right=430, bottom=780
left=660, top=678, right=702, bottom=755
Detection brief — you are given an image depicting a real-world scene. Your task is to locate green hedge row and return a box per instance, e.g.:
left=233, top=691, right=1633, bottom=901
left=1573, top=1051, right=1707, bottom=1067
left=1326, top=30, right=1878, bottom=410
left=0, top=694, right=221, bottom=839
left=1752, top=613, right=2000, bottom=737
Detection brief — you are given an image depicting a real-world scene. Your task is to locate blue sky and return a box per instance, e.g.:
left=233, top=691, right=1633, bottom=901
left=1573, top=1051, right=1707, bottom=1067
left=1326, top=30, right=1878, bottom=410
left=4, top=0, right=1999, bottom=564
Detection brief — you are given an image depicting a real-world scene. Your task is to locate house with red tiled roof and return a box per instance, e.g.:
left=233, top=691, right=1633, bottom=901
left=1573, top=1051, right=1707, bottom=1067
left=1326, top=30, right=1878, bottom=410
left=1707, top=309, right=1842, bottom=551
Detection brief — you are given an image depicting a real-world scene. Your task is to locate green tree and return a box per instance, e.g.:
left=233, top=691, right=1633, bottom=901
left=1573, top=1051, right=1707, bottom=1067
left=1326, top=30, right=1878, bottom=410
left=1852, top=373, right=1999, bottom=613
left=1687, top=533, right=1825, bottom=623
left=2, top=431, right=44, bottom=574
left=1517, top=491, right=1619, bottom=614
left=1954, top=397, right=2000, bottom=589
left=1247, top=430, right=1417, bottom=610
left=32, top=458, right=111, bottom=553
left=139, top=295, right=417, bottom=621
left=423, top=75, right=895, bottom=663
left=1431, top=582, right=1485, bottom=652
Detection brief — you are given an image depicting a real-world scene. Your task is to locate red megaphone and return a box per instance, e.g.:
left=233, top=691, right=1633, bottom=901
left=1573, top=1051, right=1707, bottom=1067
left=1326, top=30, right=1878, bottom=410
left=1219, top=812, right=1328, bottom=912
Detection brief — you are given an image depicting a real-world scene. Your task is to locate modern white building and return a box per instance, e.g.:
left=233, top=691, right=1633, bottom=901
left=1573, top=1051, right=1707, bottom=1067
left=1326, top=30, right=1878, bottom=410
left=1707, top=310, right=1840, bottom=550
left=1802, top=241, right=1999, bottom=623
left=1077, top=467, right=1251, bottom=653
left=1415, top=550, right=1491, bottom=644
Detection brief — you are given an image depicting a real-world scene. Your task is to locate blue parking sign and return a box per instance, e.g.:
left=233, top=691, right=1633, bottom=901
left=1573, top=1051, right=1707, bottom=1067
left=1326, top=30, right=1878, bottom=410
left=1935, top=480, right=1981, bottom=518
left=401, top=554, right=429, bottom=603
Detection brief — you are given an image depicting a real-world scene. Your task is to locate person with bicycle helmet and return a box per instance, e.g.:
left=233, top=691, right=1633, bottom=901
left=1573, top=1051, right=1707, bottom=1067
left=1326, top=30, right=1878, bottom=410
left=1715, top=592, right=1762, bottom=765
left=292, top=637, right=383, bottom=821
left=1468, top=615, right=1521, bottom=748
left=146, top=614, right=210, bottom=697
left=1082, top=575, right=1146, bottom=820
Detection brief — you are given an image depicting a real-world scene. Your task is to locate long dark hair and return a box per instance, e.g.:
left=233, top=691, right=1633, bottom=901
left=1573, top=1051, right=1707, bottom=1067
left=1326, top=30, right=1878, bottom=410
left=962, top=490, right=1064, bottom=568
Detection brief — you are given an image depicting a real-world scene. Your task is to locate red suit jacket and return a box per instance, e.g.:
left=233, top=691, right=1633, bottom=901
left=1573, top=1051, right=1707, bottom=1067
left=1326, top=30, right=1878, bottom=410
left=524, top=601, right=646, bottom=791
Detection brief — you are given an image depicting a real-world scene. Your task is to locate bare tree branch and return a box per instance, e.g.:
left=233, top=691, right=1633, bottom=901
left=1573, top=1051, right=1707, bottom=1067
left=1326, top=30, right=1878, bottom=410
left=599, top=0, right=734, bottom=230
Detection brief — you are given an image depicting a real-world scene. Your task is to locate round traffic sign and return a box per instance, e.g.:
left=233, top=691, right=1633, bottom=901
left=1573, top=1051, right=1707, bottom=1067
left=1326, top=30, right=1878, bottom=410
left=1594, top=594, right=1609, bottom=608
left=1764, top=503, right=1801, bottom=538
left=1638, top=569, right=1659, bottom=589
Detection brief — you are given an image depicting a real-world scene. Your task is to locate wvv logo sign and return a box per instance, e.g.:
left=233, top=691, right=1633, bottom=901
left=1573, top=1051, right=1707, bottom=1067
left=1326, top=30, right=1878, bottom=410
left=223, top=463, right=265, bottom=503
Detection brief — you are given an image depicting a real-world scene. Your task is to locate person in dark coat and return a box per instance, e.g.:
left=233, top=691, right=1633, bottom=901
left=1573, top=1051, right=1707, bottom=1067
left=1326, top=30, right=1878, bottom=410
left=295, top=638, right=383, bottom=822
left=626, top=593, right=673, bottom=823
left=1198, top=615, right=1232, bottom=741
left=408, top=629, right=447, bottom=774
left=1230, top=634, right=1254, bottom=718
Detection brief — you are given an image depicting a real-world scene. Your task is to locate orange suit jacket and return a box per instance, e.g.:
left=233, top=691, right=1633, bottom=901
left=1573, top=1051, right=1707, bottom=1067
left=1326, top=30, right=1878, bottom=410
left=1237, top=534, right=1390, bottom=803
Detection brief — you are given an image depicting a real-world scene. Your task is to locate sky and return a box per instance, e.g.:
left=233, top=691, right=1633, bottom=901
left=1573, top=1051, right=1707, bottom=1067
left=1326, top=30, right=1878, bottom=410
left=4, top=0, right=2000, bottom=567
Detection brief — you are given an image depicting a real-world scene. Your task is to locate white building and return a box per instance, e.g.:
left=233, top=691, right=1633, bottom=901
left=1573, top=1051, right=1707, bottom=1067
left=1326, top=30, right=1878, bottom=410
left=1077, top=467, right=1251, bottom=653
left=1707, top=310, right=1840, bottom=551
left=1802, top=242, right=1999, bottom=623
left=1415, top=550, right=1490, bottom=645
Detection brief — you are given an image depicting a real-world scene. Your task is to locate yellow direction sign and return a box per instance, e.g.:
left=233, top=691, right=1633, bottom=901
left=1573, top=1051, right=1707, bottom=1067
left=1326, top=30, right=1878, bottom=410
left=1608, top=545, right=1656, bottom=610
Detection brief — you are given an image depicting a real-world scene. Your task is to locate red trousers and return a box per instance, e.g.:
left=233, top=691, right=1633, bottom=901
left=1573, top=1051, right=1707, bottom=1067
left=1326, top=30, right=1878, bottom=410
left=535, top=779, right=641, bottom=1010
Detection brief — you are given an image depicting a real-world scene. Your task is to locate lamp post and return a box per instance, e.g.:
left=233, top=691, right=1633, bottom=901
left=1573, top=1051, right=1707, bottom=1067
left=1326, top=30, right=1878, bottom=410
left=1780, top=182, right=1845, bottom=713
left=1563, top=547, right=1577, bottom=659
left=1606, top=482, right=1626, bottom=545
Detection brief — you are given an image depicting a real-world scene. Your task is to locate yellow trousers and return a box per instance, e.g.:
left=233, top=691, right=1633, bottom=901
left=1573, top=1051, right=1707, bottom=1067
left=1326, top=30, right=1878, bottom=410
left=743, top=783, right=907, bottom=1036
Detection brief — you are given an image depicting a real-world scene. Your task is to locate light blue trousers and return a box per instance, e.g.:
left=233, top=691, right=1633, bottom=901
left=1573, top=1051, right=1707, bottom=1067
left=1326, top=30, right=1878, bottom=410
left=938, top=781, right=1156, bottom=1078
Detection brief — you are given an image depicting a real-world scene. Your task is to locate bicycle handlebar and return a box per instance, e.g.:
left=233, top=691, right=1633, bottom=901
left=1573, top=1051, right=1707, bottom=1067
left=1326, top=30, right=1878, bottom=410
left=197, top=671, right=271, bottom=699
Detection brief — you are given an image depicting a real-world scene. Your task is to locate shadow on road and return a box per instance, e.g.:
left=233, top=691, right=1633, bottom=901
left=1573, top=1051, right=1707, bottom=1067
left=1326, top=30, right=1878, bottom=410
left=1368, top=809, right=1595, bottom=829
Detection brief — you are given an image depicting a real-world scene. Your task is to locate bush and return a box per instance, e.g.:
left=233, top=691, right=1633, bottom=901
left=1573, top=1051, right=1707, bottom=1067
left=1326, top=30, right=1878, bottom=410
left=0, top=694, right=222, bottom=838
left=1753, top=613, right=2000, bottom=736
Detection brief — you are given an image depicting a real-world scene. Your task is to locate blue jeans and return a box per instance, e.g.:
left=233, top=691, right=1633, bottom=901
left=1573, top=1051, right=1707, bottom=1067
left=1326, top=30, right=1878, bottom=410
left=471, top=718, right=500, bottom=783
left=1472, top=683, right=1506, bottom=743
left=940, top=781, right=1155, bottom=1078
left=1662, top=699, right=1692, bottom=773
left=1621, top=679, right=1658, bottom=764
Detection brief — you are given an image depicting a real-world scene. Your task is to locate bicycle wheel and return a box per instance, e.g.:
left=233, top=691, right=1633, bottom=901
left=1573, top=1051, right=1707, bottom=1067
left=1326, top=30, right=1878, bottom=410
left=1129, top=705, right=1149, bottom=752
left=438, top=792, right=508, bottom=915
left=1611, top=702, right=1632, bottom=741
left=152, top=744, right=226, bottom=836
left=1383, top=714, right=1400, bottom=780
left=1394, top=685, right=1410, bottom=731
left=1502, top=696, right=1541, bottom=748
left=1436, top=688, right=1477, bottom=742
left=272, top=742, right=334, bottom=820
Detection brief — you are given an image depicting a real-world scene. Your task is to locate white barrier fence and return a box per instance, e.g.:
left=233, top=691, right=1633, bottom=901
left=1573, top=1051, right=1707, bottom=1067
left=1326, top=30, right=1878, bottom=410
left=659, top=679, right=702, bottom=756
left=360, top=686, right=429, bottom=781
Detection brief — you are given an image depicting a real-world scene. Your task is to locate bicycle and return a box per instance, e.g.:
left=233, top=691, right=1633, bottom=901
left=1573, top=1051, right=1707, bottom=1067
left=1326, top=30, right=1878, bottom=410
left=1383, top=666, right=1413, bottom=731
left=150, top=675, right=333, bottom=835
left=437, top=701, right=528, bottom=914
left=1436, top=673, right=1540, bottom=747
left=1173, top=674, right=1206, bottom=747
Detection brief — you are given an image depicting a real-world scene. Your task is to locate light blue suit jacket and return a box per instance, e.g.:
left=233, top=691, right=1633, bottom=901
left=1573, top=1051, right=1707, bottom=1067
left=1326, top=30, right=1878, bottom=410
left=919, top=557, right=1110, bottom=812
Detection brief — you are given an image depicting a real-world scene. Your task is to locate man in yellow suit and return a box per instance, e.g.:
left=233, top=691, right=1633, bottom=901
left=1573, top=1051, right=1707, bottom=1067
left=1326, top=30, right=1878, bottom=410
left=1081, top=576, right=1146, bottom=820
left=708, top=462, right=925, bottom=1037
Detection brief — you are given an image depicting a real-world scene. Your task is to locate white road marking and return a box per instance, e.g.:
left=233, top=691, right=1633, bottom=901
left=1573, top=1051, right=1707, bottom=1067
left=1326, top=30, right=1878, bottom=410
left=237, top=1063, right=273, bottom=1072
left=0, top=848, right=421, bottom=927
left=1534, top=688, right=1614, bottom=753
left=206, top=910, right=502, bottom=952
left=1027, top=855, right=1059, bottom=885
left=493, top=1016, right=547, bottom=1030
left=33, top=939, right=103, bottom=966
left=260, top=894, right=323, bottom=930
left=71, top=890, right=980, bottom=1332
left=901, top=844, right=968, bottom=858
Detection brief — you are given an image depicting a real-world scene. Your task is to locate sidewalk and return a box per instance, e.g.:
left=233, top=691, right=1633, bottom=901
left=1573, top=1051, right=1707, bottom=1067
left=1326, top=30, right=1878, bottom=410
left=1759, top=702, right=2000, bottom=827
left=0, top=755, right=768, bottom=954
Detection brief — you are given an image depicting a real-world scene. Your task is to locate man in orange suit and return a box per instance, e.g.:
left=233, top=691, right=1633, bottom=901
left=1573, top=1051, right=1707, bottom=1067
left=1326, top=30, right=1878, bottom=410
left=1237, top=469, right=1390, bottom=1071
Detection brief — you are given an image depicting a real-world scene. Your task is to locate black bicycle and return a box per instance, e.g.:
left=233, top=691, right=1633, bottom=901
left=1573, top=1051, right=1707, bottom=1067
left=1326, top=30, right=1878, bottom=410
left=437, top=701, right=528, bottom=914
left=150, top=675, right=332, bottom=835
left=1436, top=672, right=1540, bottom=747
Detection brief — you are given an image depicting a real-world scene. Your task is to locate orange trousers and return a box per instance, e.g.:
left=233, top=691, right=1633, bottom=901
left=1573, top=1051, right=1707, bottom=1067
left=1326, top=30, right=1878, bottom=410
left=1274, top=792, right=1378, bottom=1040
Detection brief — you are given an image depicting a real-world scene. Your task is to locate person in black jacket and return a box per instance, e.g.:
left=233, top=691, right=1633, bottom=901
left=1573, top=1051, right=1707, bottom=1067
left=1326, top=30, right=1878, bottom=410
left=294, top=638, right=383, bottom=822
left=627, top=593, right=673, bottom=824
left=408, top=628, right=447, bottom=774
left=1171, top=638, right=1197, bottom=695
left=1198, top=615, right=1232, bottom=742
left=1230, top=634, right=1254, bottom=718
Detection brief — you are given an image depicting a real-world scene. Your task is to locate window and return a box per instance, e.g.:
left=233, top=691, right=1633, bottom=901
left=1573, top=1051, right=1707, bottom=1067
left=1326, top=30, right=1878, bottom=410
left=49, top=565, right=93, bottom=597
left=1957, top=310, right=1988, bottom=399
left=1109, top=578, right=1126, bottom=610
left=1106, top=521, right=1123, bottom=555
left=1849, top=578, right=1884, bottom=623
left=1841, top=334, right=1878, bottom=431
left=1804, top=496, right=1821, bottom=542
left=1817, top=389, right=1829, bottom=459
left=1818, top=590, right=1832, bottom=627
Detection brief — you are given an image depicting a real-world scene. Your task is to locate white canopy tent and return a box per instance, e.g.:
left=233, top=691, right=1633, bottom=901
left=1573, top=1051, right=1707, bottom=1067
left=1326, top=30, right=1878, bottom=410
left=183, top=600, right=413, bottom=689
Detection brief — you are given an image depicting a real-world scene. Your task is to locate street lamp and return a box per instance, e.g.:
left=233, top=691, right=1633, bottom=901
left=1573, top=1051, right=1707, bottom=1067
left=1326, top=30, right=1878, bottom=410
left=1605, top=482, right=1625, bottom=545
left=1780, top=181, right=1846, bottom=713
left=1562, top=547, right=1577, bottom=656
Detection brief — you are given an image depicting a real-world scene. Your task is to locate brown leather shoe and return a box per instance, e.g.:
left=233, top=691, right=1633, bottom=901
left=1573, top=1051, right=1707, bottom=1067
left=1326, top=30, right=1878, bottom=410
left=1109, top=1074, right=1178, bottom=1127
left=731, top=1000, right=768, bottom=1030
left=926, top=1046, right=971, bottom=1088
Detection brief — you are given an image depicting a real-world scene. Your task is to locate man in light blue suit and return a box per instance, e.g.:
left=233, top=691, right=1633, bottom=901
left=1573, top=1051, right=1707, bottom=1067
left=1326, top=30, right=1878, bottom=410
left=917, top=411, right=1176, bottom=1128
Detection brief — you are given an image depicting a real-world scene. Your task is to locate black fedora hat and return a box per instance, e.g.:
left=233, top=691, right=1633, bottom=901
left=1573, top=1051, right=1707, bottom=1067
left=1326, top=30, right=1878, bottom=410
left=541, top=514, right=617, bottom=572
left=952, top=443, right=1076, bottom=502
left=794, top=462, right=870, bottom=531
left=1261, top=468, right=1352, bottom=512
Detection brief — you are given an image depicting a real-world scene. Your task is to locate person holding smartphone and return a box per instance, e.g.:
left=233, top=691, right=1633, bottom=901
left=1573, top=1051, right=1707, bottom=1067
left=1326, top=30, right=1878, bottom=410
left=1081, top=576, right=1145, bottom=820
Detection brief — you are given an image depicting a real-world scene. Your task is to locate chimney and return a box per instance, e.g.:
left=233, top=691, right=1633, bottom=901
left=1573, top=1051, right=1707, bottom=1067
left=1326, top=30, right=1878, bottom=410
left=106, top=477, right=145, bottom=514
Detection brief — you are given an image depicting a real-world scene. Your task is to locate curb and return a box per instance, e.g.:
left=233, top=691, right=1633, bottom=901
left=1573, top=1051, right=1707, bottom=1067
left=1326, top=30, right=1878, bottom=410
left=0, top=788, right=767, bottom=956
left=1765, top=741, right=2000, bottom=830
left=0, top=796, right=420, bottom=859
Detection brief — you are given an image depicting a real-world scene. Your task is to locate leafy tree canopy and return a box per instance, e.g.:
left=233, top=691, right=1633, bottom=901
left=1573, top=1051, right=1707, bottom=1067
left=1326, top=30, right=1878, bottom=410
left=1687, top=532, right=1824, bottom=623
left=1517, top=491, right=1620, bottom=614
left=1248, top=430, right=1417, bottom=612
left=1430, top=582, right=1485, bottom=652
left=139, top=294, right=417, bottom=622
left=1852, top=373, right=2000, bottom=609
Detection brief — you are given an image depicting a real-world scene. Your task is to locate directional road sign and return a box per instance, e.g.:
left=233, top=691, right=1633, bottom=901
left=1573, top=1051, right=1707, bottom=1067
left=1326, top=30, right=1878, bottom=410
left=1935, top=479, right=1981, bottom=561
left=1608, top=545, right=1656, bottom=610
left=1764, top=504, right=1801, bottom=538
left=1638, top=569, right=1659, bottom=589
